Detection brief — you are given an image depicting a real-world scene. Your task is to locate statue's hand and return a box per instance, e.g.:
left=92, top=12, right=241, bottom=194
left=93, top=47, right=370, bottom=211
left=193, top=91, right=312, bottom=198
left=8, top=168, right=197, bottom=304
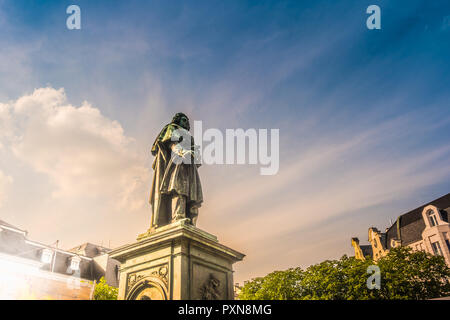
left=180, top=150, right=194, bottom=164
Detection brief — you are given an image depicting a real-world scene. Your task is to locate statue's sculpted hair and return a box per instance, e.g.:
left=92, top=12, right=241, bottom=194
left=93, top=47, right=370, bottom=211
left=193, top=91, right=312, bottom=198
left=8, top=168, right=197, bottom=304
left=171, top=112, right=190, bottom=130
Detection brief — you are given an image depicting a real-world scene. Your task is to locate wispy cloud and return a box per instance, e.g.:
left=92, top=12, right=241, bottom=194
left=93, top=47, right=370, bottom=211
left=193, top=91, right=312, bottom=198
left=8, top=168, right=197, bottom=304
left=200, top=110, right=450, bottom=281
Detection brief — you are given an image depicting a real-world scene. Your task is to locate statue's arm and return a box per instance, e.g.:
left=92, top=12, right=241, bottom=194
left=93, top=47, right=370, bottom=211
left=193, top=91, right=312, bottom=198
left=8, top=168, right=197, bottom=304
left=165, top=125, right=191, bottom=158
left=157, top=125, right=201, bottom=166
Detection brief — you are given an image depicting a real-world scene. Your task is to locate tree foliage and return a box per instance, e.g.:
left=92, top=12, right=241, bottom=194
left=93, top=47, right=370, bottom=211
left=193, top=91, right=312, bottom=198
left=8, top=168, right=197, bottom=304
left=238, top=247, right=450, bottom=300
left=93, top=277, right=118, bottom=300
left=239, top=268, right=303, bottom=300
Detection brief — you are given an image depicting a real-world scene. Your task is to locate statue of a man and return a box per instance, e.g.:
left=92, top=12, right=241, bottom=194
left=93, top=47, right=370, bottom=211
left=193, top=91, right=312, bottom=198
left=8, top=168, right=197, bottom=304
left=149, top=113, right=203, bottom=229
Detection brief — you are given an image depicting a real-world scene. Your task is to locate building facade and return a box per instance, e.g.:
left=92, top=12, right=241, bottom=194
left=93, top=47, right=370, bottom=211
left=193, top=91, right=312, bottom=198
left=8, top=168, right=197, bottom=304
left=0, top=219, right=119, bottom=299
left=351, top=193, right=450, bottom=266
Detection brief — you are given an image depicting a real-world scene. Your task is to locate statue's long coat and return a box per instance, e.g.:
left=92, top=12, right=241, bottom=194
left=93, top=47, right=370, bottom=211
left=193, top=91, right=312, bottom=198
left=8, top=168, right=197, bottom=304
left=149, top=123, right=203, bottom=227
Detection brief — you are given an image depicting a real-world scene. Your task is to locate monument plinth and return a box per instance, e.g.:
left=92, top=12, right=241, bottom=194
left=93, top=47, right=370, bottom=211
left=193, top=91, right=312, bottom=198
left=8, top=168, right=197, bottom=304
left=110, top=219, right=244, bottom=300
left=111, top=113, right=245, bottom=300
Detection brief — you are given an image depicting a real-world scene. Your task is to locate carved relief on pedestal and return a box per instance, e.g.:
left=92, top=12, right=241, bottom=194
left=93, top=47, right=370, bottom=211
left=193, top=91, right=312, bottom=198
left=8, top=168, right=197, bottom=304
left=126, top=265, right=169, bottom=300
left=200, top=274, right=221, bottom=300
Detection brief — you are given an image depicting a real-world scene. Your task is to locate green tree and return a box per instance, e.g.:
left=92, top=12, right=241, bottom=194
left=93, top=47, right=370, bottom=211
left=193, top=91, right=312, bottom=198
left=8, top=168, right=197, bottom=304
left=238, top=247, right=450, bottom=300
left=93, top=277, right=118, bottom=300
left=239, top=268, right=303, bottom=300
left=238, top=277, right=264, bottom=300
left=377, top=247, right=450, bottom=299
left=300, top=255, right=378, bottom=300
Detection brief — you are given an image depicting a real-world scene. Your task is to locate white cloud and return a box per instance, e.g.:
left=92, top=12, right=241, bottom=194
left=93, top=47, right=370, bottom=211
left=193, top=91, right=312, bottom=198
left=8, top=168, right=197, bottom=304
left=3, top=87, right=150, bottom=211
left=0, top=103, right=12, bottom=149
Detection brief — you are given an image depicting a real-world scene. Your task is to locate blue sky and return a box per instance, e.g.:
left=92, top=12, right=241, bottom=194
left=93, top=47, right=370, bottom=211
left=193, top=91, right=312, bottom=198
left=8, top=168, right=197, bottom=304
left=0, top=0, right=449, bottom=282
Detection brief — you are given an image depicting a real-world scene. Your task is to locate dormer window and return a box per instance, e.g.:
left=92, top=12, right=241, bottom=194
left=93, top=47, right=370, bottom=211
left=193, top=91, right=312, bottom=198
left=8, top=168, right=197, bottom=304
left=70, top=256, right=82, bottom=271
left=427, top=210, right=438, bottom=227
left=431, top=241, right=443, bottom=256
left=41, top=249, right=53, bottom=264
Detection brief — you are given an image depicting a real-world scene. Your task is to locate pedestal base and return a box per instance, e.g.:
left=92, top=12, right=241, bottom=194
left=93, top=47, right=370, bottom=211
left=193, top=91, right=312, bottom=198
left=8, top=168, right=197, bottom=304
left=109, top=220, right=245, bottom=300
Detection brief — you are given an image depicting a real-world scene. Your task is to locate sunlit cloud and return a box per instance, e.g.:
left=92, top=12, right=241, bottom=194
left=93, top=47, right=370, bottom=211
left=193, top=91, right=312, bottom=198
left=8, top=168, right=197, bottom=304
left=1, top=87, right=150, bottom=211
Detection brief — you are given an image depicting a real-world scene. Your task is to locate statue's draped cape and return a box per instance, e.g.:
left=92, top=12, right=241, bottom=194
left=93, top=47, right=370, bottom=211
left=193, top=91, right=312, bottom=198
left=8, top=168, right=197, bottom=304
left=149, top=123, right=203, bottom=227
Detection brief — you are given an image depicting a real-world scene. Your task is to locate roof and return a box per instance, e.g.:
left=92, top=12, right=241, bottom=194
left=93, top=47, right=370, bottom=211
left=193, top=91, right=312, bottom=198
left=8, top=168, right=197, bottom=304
left=386, top=193, right=450, bottom=248
left=0, top=219, right=27, bottom=234
left=68, top=242, right=111, bottom=258
left=360, top=245, right=373, bottom=257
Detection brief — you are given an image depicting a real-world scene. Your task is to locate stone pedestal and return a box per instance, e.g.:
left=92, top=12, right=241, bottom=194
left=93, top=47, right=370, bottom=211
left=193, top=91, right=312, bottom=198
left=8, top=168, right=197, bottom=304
left=109, top=219, right=245, bottom=300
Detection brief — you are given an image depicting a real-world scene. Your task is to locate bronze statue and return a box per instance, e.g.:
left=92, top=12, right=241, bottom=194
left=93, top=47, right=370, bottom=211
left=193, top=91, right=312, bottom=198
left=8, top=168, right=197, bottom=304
left=149, top=113, right=203, bottom=229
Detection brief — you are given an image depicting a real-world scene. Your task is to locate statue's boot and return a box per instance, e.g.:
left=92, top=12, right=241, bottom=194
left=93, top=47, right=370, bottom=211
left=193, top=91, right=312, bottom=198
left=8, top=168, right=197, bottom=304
left=189, top=207, right=199, bottom=226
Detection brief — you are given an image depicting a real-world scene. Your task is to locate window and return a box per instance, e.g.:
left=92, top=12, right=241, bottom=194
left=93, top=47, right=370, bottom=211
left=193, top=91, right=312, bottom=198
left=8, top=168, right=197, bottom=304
left=427, top=210, right=438, bottom=227
left=41, top=249, right=53, bottom=264
left=70, top=256, right=81, bottom=271
left=445, top=239, right=450, bottom=252
left=431, top=242, right=443, bottom=256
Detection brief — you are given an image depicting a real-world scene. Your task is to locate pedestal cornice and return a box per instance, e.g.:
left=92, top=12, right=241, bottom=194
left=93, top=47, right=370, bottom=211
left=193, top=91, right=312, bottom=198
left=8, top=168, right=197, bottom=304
left=110, top=220, right=245, bottom=264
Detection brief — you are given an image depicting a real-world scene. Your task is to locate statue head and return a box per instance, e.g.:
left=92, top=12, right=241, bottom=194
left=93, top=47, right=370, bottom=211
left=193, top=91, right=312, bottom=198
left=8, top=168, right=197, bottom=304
left=171, top=112, right=190, bottom=131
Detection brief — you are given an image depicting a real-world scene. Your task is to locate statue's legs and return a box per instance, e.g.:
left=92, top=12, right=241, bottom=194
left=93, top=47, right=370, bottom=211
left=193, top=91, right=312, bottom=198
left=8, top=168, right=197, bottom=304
left=186, top=201, right=199, bottom=226
left=171, top=194, right=187, bottom=221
